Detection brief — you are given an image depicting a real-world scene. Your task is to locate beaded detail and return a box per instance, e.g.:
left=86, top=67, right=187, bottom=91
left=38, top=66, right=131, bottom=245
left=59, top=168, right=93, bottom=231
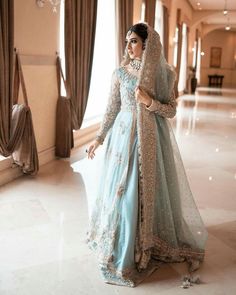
left=90, top=23, right=207, bottom=287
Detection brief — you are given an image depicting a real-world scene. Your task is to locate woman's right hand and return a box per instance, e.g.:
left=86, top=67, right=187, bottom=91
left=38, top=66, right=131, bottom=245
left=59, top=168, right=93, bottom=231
left=87, top=140, right=100, bottom=159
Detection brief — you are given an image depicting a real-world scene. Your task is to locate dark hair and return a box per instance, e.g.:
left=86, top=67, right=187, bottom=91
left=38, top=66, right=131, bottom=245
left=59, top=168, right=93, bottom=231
left=127, top=23, right=148, bottom=43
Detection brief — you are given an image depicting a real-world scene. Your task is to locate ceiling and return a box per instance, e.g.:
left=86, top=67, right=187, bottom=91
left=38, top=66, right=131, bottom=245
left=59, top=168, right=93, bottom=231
left=188, top=0, right=236, bottom=10
left=188, top=0, right=236, bottom=27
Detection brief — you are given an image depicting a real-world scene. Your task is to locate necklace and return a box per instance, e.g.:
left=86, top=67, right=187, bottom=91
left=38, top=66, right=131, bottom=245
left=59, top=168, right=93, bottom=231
left=130, top=59, right=142, bottom=71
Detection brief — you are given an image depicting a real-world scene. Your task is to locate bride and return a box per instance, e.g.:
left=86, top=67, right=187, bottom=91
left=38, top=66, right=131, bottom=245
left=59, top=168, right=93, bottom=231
left=86, top=22, right=208, bottom=287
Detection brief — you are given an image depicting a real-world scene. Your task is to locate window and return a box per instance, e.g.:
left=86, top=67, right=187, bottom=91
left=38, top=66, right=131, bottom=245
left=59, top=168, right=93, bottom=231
left=192, top=40, right=197, bottom=68
left=59, top=0, right=116, bottom=127
left=59, top=0, right=66, bottom=96
left=141, top=0, right=145, bottom=22
left=196, top=37, right=201, bottom=83
left=173, top=27, right=178, bottom=68
left=178, top=23, right=187, bottom=92
left=154, top=0, right=164, bottom=45
left=82, top=0, right=116, bottom=126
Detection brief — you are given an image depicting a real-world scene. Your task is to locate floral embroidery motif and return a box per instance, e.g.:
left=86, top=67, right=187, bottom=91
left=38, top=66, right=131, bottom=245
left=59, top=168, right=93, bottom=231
left=89, top=24, right=207, bottom=287
left=96, top=70, right=121, bottom=144
left=118, top=121, right=127, bottom=135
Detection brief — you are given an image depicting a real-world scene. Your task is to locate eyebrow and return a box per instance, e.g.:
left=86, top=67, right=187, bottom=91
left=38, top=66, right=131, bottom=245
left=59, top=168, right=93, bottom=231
left=125, top=37, right=138, bottom=41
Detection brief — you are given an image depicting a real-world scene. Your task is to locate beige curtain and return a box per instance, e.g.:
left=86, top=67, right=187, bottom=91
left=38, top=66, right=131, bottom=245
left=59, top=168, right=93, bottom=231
left=174, top=9, right=182, bottom=98
left=64, top=0, right=97, bottom=131
left=0, top=0, right=14, bottom=156
left=163, top=5, right=169, bottom=61
left=144, top=0, right=156, bottom=28
left=116, top=0, right=133, bottom=64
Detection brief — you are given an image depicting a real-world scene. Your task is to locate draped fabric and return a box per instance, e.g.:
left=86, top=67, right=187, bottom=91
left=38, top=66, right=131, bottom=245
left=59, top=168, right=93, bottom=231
left=174, top=9, right=182, bottom=98
left=163, top=5, right=169, bottom=61
left=0, top=0, right=14, bottom=155
left=144, top=0, right=156, bottom=28
left=64, top=0, right=97, bottom=130
left=10, top=54, right=39, bottom=174
left=88, top=23, right=208, bottom=287
left=115, top=0, right=134, bottom=64
left=55, top=57, right=73, bottom=158
left=0, top=2, right=38, bottom=174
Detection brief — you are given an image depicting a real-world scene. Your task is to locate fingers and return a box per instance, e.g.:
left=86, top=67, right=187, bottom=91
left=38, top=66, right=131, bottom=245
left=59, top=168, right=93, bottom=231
left=87, top=142, right=99, bottom=159
left=89, top=146, right=96, bottom=159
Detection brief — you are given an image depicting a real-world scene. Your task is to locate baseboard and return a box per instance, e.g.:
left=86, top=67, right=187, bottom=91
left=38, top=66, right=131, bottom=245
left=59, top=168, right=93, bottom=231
left=0, top=147, right=56, bottom=187
left=38, top=146, right=56, bottom=166
left=0, top=123, right=100, bottom=187
left=0, top=159, right=22, bottom=187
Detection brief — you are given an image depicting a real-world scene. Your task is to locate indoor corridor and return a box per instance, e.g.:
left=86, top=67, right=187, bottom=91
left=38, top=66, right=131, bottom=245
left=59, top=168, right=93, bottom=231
left=0, top=87, right=235, bottom=295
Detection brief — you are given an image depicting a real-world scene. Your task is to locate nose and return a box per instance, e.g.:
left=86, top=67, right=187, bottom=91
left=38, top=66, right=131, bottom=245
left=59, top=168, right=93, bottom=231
left=127, top=41, right=131, bottom=50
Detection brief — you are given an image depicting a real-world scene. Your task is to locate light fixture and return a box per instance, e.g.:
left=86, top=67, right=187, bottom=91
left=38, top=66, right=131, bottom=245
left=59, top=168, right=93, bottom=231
left=223, top=0, right=228, bottom=15
left=200, top=51, right=205, bottom=56
left=197, top=2, right=201, bottom=6
left=36, top=0, right=61, bottom=13
left=225, top=16, right=231, bottom=30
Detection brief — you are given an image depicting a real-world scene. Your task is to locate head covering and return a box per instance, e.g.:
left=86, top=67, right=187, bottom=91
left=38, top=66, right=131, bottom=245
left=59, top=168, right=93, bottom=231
left=122, top=23, right=176, bottom=103
left=121, top=24, right=207, bottom=271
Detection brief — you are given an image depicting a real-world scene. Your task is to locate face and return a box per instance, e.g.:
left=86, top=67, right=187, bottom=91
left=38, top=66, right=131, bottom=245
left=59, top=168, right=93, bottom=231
left=125, top=31, right=143, bottom=60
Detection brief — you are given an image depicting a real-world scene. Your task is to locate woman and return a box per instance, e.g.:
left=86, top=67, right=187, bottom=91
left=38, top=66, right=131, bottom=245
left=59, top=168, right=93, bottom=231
left=86, top=23, right=207, bottom=287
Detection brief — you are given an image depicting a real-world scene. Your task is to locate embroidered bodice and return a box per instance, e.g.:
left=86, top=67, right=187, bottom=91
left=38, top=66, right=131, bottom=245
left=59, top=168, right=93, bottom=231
left=96, top=66, right=177, bottom=144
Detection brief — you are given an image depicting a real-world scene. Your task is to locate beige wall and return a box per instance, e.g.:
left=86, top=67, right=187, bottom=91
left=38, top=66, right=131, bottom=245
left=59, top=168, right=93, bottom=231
left=14, top=0, right=60, bottom=163
left=201, top=30, right=236, bottom=87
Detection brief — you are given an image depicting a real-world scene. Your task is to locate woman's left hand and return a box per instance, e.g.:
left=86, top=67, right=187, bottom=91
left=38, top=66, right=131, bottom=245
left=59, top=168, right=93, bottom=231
left=135, top=86, right=152, bottom=107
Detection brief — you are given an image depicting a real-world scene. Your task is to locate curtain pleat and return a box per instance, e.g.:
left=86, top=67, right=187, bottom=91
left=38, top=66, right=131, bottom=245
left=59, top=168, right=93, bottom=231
left=163, top=5, right=169, bottom=61
left=0, top=1, right=38, bottom=174
left=116, top=0, right=134, bottom=64
left=0, top=0, right=14, bottom=155
left=64, top=0, right=97, bottom=131
left=55, top=57, right=73, bottom=158
left=144, top=0, right=156, bottom=28
left=10, top=54, right=39, bottom=174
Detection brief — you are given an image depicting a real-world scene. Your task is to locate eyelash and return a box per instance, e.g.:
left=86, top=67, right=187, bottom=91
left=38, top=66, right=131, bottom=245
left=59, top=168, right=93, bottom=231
left=125, top=40, right=138, bottom=45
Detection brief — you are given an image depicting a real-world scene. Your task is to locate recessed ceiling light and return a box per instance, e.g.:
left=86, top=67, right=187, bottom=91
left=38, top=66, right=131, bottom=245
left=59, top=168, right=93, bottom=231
left=223, top=9, right=228, bottom=15
left=197, top=2, right=201, bottom=6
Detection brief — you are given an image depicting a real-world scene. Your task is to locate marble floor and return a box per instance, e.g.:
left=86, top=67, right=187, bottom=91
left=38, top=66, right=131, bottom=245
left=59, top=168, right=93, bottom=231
left=0, top=87, right=236, bottom=295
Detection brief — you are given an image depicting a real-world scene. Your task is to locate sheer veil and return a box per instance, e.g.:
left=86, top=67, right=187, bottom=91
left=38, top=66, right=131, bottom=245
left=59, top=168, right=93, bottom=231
left=122, top=23, right=208, bottom=271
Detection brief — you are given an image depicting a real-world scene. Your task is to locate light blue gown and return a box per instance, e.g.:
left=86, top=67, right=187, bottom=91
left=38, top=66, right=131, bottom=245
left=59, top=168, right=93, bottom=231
left=87, top=66, right=207, bottom=287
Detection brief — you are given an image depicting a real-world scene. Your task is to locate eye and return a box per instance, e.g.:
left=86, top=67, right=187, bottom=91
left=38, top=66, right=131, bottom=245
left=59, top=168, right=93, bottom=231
left=131, top=40, right=137, bottom=44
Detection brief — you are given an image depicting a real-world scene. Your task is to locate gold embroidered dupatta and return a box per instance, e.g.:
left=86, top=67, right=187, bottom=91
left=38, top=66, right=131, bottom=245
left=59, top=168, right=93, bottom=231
left=123, top=24, right=207, bottom=270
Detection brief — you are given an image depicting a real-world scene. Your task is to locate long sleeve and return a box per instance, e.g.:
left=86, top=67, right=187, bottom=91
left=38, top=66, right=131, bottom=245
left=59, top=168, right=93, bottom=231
left=146, top=91, right=177, bottom=118
left=96, top=70, right=121, bottom=144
